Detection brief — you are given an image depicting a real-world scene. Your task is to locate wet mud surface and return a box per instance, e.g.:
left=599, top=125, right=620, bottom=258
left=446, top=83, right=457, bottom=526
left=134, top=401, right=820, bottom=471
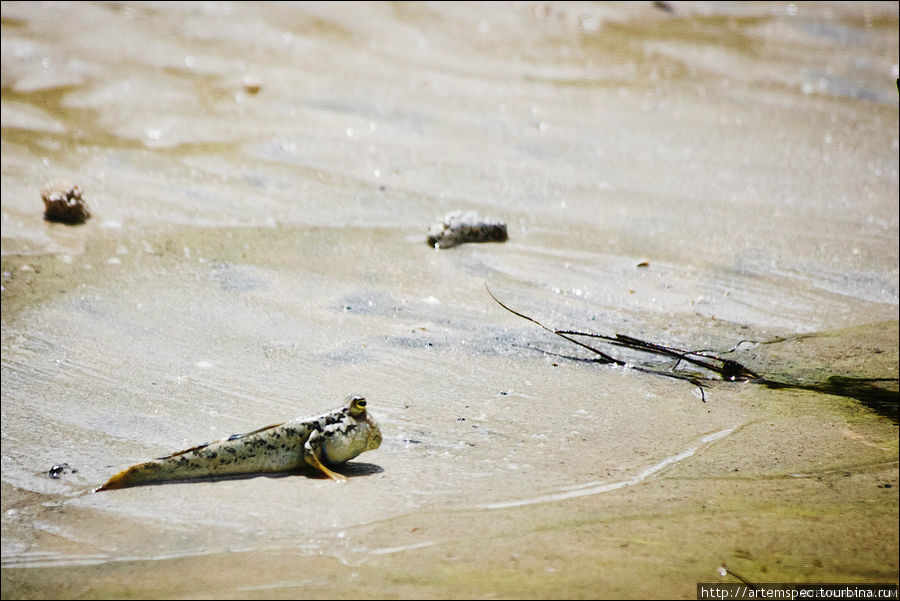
left=2, top=2, right=898, bottom=598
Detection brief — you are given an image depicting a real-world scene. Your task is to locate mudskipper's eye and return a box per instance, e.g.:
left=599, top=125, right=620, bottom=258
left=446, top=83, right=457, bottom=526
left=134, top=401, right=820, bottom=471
left=347, top=395, right=367, bottom=415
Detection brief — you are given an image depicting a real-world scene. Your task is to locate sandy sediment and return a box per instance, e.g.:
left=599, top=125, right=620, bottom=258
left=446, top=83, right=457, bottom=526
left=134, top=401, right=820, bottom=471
left=2, top=1, right=897, bottom=598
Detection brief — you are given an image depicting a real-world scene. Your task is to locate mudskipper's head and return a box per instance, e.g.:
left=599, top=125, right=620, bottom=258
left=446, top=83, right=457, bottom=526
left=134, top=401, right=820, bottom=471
left=345, top=395, right=382, bottom=451
left=322, top=395, right=382, bottom=465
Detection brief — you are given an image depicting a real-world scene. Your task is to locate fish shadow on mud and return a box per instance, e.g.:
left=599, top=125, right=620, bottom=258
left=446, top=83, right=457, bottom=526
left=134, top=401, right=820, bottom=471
left=94, top=462, right=384, bottom=491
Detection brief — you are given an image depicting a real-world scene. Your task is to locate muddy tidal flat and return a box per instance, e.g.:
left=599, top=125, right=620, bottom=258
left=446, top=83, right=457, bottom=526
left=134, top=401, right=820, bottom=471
left=2, top=2, right=898, bottom=599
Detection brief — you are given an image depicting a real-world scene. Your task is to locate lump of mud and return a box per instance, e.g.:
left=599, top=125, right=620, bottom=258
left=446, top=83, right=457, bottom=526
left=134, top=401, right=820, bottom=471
left=426, top=211, right=508, bottom=249
left=41, top=181, right=91, bottom=224
left=242, top=75, right=262, bottom=94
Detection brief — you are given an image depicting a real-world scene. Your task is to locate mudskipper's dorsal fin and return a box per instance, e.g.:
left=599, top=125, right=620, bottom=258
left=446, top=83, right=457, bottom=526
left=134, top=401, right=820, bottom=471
left=155, top=422, right=285, bottom=460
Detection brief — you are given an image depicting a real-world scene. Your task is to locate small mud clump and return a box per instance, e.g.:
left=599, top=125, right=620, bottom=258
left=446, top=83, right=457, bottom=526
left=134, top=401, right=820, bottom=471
left=41, top=182, right=91, bottom=224
left=426, top=211, right=508, bottom=249
left=243, top=75, right=262, bottom=94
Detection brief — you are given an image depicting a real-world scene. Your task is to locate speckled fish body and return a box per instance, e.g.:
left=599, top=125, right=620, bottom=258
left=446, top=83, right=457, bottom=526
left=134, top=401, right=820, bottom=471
left=97, top=395, right=381, bottom=491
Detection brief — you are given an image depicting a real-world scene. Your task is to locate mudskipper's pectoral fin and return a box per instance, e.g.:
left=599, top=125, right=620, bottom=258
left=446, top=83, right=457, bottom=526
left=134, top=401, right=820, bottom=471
left=305, top=453, right=348, bottom=481
left=303, top=430, right=347, bottom=481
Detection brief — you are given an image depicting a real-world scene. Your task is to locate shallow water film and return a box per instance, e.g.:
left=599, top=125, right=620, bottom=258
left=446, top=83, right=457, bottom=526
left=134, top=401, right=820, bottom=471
left=2, top=2, right=898, bottom=598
